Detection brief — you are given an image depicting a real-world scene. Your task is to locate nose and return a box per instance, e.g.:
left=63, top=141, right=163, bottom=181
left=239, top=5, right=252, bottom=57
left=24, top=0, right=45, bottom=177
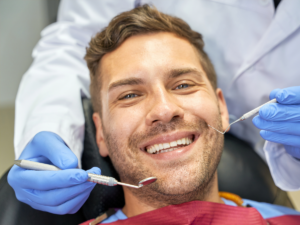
left=145, top=89, right=184, bottom=126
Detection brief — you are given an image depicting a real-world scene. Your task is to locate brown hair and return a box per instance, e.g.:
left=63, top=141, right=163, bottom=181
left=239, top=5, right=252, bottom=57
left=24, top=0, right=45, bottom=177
left=85, top=4, right=217, bottom=114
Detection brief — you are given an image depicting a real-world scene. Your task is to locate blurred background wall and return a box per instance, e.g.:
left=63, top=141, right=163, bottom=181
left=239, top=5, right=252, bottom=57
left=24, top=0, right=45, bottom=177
left=0, top=0, right=59, bottom=177
left=0, top=0, right=299, bottom=210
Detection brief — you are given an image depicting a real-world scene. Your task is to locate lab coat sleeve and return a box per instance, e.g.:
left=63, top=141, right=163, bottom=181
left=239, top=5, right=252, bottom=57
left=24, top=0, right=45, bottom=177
left=14, top=0, right=135, bottom=167
left=264, top=141, right=300, bottom=191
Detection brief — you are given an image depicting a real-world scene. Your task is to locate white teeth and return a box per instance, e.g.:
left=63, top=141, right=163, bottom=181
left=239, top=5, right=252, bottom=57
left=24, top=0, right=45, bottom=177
left=177, top=139, right=182, bottom=145
left=170, top=141, right=177, bottom=147
left=150, top=146, right=153, bottom=153
left=146, top=136, right=194, bottom=154
left=163, top=143, right=170, bottom=149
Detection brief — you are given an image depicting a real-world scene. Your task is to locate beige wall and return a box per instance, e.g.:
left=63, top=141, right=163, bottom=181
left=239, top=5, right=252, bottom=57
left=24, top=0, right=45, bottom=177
left=0, top=107, right=15, bottom=177
left=0, top=0, right=49, bottom=107
left=0, top=0, right=49, bottom=177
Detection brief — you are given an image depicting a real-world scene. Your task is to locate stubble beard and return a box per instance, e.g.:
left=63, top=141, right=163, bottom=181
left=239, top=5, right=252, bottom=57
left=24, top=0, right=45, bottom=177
left=102, top=116, right=224, bottom=208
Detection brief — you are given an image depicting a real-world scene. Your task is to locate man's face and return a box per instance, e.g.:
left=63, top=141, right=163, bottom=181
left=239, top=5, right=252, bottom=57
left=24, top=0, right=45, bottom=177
left=93, top=32, right=229, bottom=205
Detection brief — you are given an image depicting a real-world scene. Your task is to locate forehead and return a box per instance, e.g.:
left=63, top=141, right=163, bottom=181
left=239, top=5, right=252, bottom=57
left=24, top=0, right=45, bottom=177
left=99, top=32, right=206, bottom=85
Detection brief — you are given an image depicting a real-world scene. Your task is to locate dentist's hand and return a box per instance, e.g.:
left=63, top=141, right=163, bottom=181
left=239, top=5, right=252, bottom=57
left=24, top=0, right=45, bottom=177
left=253, top=86, right=300, bottom=159
left=8, top=131, right=100, bottom=214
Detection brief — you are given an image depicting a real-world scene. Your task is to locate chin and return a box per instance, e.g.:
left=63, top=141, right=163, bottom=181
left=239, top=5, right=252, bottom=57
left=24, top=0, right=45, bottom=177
left=153, top=165, right=210, bottom=195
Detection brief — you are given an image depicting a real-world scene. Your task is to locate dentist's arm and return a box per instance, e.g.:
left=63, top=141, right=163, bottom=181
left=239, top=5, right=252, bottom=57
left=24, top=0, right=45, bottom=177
left=14, top=0, right=133, bottom=165
left=12, top=0, right=134, bottom=213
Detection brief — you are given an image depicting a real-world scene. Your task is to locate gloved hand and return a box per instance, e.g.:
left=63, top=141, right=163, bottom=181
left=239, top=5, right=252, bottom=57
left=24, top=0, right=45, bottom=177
left=253, top=86, right=300, bottom=159
left=8, top=131, right=100, bottom=214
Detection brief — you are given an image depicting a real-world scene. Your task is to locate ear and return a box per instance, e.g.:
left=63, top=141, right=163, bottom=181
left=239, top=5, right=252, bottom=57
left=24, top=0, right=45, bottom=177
left=215, top=88, right=230, bottom=132
left=93, top=112, right=109, bottom=157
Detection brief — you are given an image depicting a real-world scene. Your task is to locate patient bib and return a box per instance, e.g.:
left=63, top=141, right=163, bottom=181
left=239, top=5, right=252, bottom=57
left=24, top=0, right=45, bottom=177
left=81, top=200, right=300, bottom=225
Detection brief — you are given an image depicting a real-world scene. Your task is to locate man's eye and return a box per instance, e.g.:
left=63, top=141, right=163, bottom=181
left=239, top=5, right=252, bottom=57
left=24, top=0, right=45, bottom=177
left=176, top=84, right=189, bottom=89
left=121, top=93, right=138, bottom=99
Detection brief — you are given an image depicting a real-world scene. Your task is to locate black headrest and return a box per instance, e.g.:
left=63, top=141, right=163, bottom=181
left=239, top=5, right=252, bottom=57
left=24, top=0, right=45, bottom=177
left=81, top=99, right=125, bottom=219
left=80, top=98, right=293, bottom=220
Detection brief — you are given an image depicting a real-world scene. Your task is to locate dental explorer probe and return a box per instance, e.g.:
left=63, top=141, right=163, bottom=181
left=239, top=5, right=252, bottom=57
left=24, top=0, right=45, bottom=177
left=208, top=98, right=277, bottom=134
left=14, top=160, right=157, bottom=189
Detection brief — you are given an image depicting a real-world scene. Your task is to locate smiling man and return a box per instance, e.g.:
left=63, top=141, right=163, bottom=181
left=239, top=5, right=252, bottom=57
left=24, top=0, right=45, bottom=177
left=83, top=5, right=299, bottom=225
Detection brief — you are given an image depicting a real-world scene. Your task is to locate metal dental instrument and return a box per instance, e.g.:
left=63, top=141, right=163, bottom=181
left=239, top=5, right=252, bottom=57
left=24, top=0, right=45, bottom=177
left=208, top=98, right=277, bottom=134
left=14, top=160, right=157, bottom=189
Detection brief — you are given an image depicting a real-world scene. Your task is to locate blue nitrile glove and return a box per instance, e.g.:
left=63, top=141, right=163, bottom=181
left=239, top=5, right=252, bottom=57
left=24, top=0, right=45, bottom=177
left=253, top=86, right=300, bottom=159
left=8, top=131, right=100, bottom=214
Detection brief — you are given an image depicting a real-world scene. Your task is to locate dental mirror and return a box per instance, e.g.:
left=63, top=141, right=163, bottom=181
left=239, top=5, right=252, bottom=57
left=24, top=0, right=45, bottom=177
left=116, top=177, right=157, bottom=189
left=138, top=177, right=157, bottom=187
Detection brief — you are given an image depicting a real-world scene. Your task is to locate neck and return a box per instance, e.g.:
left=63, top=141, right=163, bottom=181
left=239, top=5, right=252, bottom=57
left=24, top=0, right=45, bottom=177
left=122, top=172, right=223, bottom=218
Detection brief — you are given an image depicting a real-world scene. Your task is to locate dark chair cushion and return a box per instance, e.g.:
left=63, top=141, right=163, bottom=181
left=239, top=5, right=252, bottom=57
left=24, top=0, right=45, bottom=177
left=218, top=133, right=293, bottom=208
left=81, top=99, right=124, bottom=220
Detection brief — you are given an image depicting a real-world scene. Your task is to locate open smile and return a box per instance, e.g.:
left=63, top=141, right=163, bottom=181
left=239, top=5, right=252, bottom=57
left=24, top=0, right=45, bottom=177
left=139, top=132, right=199, bottom=157
left=145, top=135, right=195, bottom=154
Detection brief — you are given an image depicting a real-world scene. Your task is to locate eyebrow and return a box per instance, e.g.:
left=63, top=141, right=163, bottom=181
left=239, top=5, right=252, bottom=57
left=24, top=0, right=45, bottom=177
left=108, top=68, right=204, bottom=92
left=108, top=77, right=144, bottom=92
left=167, top=68, right=204, bottom=80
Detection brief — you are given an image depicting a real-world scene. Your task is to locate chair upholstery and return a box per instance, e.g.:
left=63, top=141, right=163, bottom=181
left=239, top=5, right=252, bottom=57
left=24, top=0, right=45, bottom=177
left=218, top=133, right=293, bottom=207
left=81, top=99, right=124, bottom=220
left=0, top=98, right=293, bottom=224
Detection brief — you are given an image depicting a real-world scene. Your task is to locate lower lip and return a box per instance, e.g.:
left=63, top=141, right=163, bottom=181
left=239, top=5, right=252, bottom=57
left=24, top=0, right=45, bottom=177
left=142, top=135, right=199, bottom=161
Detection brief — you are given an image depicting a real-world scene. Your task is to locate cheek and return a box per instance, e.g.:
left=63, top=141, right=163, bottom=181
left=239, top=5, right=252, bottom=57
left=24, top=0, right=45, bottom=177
left=105, top=107, right=144, bottom=143
left=178, top=93, right=219, bottom=123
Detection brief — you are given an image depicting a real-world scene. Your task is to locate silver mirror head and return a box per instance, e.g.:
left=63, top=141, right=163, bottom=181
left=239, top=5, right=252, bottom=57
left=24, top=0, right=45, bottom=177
left=138, top=177, right=157, bottom=187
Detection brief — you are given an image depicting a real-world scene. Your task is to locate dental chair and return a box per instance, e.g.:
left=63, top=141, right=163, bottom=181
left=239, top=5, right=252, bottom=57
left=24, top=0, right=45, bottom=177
left=0, top=98, right=294, bottom=225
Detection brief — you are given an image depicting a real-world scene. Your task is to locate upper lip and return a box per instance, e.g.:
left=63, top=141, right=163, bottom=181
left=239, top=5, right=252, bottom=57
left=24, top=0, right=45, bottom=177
left=139, top=131, right=199, bottom=151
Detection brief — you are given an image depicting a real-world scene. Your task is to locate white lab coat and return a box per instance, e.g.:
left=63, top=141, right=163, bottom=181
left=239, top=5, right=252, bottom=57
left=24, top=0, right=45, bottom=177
left=15, top=0, right=300, bottom=191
